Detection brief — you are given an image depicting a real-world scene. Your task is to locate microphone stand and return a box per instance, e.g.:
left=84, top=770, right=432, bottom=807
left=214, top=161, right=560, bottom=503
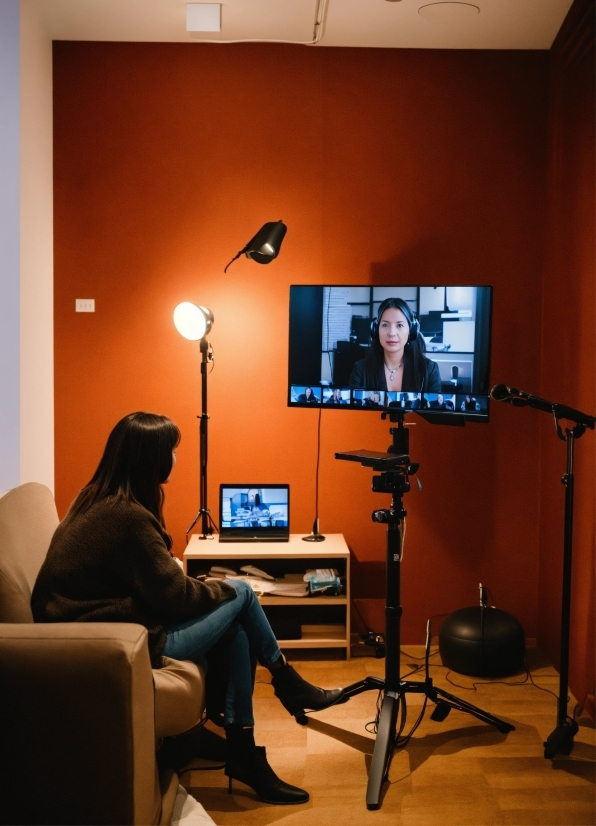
left=185, top=337, right=218, bottom=540
left=491, top=386, right=595, bottom=758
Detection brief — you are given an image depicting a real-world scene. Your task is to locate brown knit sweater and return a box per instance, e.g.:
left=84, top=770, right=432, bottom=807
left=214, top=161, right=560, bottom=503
left=31, top=497, right=236, bottom=666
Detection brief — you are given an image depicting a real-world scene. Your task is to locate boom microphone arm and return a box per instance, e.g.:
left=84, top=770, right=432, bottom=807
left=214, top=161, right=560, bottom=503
left=490, top=384, right=596, bottom=429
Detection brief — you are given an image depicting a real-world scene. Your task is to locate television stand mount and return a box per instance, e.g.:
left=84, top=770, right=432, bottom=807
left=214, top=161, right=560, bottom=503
left=335, top=410, right=514, bottom=810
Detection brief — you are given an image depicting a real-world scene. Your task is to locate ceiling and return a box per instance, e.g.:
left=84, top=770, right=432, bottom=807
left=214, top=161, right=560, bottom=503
left=27, top=0, right=573, bottom=51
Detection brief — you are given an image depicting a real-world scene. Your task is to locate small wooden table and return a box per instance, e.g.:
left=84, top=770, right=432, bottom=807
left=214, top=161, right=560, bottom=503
left=184, top=534, right=351, bottom=657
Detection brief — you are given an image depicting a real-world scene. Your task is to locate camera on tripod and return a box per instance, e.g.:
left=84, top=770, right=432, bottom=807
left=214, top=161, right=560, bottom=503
left=333, top=412, right=513, bottom=810
left=371, top=465, right=417, bottom=496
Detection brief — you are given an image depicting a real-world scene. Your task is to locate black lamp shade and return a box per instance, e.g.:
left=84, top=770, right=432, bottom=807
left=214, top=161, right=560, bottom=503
left=245, top=220, right=287, bottom=264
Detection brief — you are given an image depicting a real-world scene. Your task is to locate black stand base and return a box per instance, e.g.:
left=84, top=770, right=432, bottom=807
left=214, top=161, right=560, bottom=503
left=302, top=517, right=325, bottom=542
left=341, top=675, right=514, bottom=809
left=185, top=507, right=217, bottom=539
left=544, top=719, right=579, bottom=759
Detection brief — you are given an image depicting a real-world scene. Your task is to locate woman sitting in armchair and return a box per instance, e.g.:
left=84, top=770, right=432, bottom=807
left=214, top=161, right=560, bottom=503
left=31, top=412, right=343, bottom=806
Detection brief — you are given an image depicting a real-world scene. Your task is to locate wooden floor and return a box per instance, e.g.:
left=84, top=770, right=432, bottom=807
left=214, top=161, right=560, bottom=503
left=181, top=647, right=595, bottom=826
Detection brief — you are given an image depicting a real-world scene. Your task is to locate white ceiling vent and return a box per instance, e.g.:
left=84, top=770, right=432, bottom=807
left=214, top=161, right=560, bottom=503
left=186, top=4, right=222, bottom=32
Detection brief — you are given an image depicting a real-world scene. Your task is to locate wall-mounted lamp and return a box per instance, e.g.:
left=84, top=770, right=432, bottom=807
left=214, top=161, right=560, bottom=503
left=224, top=220, right=287, bottom=272
left=173, top=301, right=215, bottom=539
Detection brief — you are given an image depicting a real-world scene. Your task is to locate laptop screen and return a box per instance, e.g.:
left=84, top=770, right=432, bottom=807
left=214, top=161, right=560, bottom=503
left=219, top=485, right=290, bottom=541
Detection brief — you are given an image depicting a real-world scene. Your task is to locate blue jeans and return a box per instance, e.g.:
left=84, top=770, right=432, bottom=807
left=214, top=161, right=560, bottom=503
left=162, top=580, right=282, bottom=726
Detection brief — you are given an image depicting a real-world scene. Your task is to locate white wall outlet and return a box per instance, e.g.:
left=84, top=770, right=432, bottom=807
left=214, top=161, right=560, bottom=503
left=76, top=299, right=95, bottom=312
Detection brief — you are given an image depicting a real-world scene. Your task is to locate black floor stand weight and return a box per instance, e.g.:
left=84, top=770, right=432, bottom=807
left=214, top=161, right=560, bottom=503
left=335, top=412, right=514, bottom=810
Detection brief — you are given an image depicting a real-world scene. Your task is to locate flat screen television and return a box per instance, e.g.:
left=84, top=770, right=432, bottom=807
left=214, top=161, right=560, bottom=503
left=288, top=285, right=493, bottom=423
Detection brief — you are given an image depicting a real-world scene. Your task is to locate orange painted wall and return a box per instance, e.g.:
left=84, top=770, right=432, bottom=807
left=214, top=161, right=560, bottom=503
left=53, top=42, right=550, bottom=645
left=538, top=0, right=595, bottom=716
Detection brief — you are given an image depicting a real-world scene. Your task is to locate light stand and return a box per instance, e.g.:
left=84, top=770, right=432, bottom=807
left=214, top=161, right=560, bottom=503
left=174, top=223, right=288, bottom=538
left=490, top=384, right=596, bottom=758
left=335, top=411, right=514, bottom=810
left=173, top=302, right=217, bottom=540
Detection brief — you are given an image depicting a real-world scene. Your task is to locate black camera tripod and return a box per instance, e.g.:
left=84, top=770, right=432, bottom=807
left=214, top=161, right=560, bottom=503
left=335, top=411, right=514, bottom=810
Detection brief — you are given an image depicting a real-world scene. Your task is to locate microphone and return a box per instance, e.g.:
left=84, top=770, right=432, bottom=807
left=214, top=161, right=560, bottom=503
left=490, top=385, right=596, bottom=428
left=489, top=384, right=530, bottom=408
left=490, top=384, right=515, bottom=401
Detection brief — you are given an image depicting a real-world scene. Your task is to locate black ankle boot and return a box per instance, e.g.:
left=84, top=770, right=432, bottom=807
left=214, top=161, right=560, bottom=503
left=157, top=725, right=227, bottom=771
left=271, top=664, right=344, bottom=721
left=225, top=742, right=309, bottom=805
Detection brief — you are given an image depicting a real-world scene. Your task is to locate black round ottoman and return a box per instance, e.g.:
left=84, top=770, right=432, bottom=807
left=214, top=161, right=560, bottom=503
left=439, top=606, right=525, bottom=677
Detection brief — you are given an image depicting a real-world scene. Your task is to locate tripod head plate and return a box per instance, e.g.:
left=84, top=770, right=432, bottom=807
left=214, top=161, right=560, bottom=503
left=335, top=449, right=409, bottom=471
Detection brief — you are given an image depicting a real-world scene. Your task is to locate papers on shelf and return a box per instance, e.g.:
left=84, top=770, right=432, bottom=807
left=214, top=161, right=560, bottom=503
left=224, top=574, right=309, bottom=598
left=266, top=579, right=309, bottom=597
left=207, top=565, right=276, bottom=581
left=208, top=566, right=237, bottom=578
left=240, top=565, right=276, bottom=581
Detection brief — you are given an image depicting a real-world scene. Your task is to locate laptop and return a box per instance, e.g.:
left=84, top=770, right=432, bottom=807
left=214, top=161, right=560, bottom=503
left=219, top=484, right=290, bottom=543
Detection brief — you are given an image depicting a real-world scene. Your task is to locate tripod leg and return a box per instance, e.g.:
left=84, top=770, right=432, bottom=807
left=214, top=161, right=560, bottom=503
left=341, top=676, right=385, bottom=700
left=430, top=685, right=514, bottom=733
left=366, top=691, right=399, bottom=810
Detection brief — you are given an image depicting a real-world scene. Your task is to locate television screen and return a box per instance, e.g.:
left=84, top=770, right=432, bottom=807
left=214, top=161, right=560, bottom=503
left=288, top=285, right=493, bottom=422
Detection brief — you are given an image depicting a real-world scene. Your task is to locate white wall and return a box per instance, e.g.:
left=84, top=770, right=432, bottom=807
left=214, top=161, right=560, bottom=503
left=0, top=0, right=21, bottom=492
left=20, top=0, right=54, bottom=491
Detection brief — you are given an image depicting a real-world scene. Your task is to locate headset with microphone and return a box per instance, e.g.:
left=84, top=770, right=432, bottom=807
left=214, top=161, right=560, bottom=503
left=370, top=298, right=420, bottom=343
left=370, top=298, right=424, bottom=391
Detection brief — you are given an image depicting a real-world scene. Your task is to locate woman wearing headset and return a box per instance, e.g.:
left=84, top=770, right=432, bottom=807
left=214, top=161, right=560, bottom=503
left=349, top=297, right=441, bottom=393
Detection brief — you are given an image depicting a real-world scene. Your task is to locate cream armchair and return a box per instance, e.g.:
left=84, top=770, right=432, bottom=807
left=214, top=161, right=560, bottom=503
left=0, top=483, right=206, bottom=826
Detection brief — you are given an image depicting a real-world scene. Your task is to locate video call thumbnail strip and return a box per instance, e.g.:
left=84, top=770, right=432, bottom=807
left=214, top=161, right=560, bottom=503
left=290, top=386, right=488, bottom=412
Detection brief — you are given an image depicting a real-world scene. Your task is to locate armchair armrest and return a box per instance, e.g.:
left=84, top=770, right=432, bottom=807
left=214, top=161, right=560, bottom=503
left=0, top=623, right=160, bottom=825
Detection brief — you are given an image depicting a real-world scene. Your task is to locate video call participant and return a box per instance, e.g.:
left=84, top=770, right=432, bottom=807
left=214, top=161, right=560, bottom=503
left=364, top=391, right=383, bottom=408
left=407, top=395, right=421, bottom=409
left=387, top=392, right=406, bottom=408
left=349, top=298, right=441, bottom=393
left=31, top=413, right=343, bottom=806
left=297, top=386, right=319, bottom=403
left=431, top=393, right=454, bottom=410
left=244, top=489, right=269, bottom=525
left=460, top=395, right=480, bottom=411
left=325, top=388, right=344, bottom=404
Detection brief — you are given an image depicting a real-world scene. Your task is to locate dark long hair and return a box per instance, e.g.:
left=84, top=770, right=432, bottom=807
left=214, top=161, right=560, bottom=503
left=69, top=412, right=181, bottom=540
left=365, top=298, right=428, bottom=391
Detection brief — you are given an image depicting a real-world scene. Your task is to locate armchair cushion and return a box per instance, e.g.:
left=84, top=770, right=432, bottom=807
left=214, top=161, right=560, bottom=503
left=0, top=482, right=59, bottom=622
left=154, top=656, right=204, bottom=738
